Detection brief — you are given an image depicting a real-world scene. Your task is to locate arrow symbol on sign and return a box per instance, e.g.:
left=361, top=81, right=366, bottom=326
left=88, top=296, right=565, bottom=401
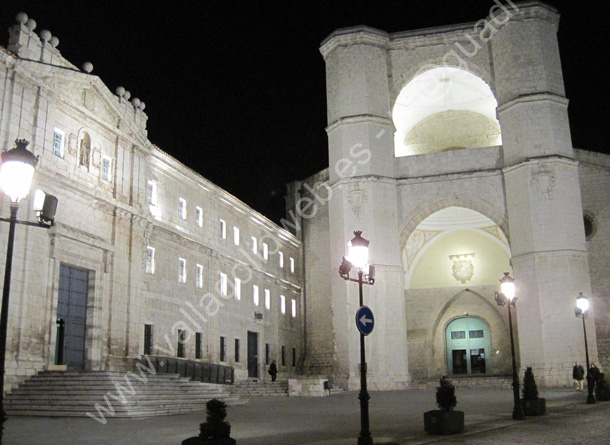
left=359, top=314, right=373, bottom=326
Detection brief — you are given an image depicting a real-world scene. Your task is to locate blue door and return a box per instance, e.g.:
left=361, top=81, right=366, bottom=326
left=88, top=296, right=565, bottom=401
left=446, top=317, right=491, bottom=375
left=56, top=264, right=89, bottom=371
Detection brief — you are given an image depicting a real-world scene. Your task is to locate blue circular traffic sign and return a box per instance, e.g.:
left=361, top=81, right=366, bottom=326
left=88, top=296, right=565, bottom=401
left=355, top=305, right=375, bottom=336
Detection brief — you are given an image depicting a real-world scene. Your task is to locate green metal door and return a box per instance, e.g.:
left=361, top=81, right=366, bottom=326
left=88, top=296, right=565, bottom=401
left=446, top=317, right=491, bottom=375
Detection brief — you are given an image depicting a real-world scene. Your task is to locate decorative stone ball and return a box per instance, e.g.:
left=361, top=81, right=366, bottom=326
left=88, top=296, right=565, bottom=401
left=124, top=91, right=131, bottom=100
left=82, top=62, right=93, bottom=73
left=16, top=12, right=28, bottom=24
left=139, top=102, right=146, bottom=111
left=50, top=36, right=59, bottom=48
left=132, top=98, right=141, bottom=108
left=39, top=29, right=52, bottom=42
left=116, top=86, right=125, bottom=97
left=26, top=19, right=37, bottom=30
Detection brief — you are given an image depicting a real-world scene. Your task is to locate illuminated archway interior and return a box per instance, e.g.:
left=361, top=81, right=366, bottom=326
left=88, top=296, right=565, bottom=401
left=403, top=207, right=511, bottom=289
left=393, top=67, right=501, bottom=157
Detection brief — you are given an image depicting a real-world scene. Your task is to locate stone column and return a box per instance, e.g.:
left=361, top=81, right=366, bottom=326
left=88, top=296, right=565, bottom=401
left=493, top=4, right=597, bottom=385
left=321, top=27, right=410, bottom=390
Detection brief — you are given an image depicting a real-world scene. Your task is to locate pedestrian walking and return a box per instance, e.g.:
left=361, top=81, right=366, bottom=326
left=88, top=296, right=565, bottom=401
left=573, top=361, right=585, bottom=391
left=268, top=360, right=278, bottom=382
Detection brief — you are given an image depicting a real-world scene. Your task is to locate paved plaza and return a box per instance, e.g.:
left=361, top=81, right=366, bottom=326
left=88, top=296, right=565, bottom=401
left=4, top=387, right=610, bottom=444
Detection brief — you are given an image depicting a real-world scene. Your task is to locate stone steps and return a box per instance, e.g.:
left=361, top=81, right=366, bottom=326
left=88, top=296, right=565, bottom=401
left=410, top=375, right=513, bottom=390
left=5, top=371, right=246, bottom=419
left=231, top=379, right=289, bottom=397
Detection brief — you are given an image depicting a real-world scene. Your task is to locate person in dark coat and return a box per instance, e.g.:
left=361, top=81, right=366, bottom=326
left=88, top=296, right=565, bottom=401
left=268, top=360, right=278, bottom=382
left=589, top=363, right=601, bottom=382
left=573, top=361, right=585, bottom=391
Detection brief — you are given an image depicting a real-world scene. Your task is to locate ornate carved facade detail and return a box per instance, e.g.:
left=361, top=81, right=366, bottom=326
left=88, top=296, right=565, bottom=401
left=405, top=229, right=443, bottom=271
left=449, top=253, right=475, bottom=284
left=531, top=163, right=556, bottom=200
left=347, top=188, right=367, bottom=218
left=83, top=89, right=96, bottom=111
left=480, top=225, right=509, bottom=246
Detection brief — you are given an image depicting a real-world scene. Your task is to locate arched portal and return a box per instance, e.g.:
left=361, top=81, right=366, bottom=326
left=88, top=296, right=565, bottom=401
left=392, top=67, right=501, bottom=157
left=446, top=317, right=491, bottom=375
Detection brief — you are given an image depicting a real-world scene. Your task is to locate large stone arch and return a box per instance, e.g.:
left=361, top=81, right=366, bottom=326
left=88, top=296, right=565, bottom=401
left=399, top=194, right=509, bottom=250
left=389, top=58, right=495, bottom=112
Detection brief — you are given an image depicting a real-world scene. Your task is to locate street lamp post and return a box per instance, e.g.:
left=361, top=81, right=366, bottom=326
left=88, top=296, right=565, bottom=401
left=0, top=139, right=39, bottom=442
left=575, top=292, right=595, bottom=404
left=494, top=272, right=524, bottom=420
left=339, top=231, right=375, bottom=445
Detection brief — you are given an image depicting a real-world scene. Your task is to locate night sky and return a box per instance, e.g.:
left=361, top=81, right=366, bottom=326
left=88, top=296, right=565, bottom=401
left=0, top=1, right=608, bottom=223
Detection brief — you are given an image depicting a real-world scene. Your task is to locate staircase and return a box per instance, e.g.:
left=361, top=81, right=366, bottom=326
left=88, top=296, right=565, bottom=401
left=5, top=371, right=245, bottom=419
left=410, top=375, right=513, bottom=390
left=231, top=379, right=289, bottom=397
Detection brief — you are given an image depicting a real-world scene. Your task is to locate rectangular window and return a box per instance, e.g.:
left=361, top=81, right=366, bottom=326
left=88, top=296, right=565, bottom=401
left=178, top=257, right=186, bottom=284
left=145, top=246, right=155, bottom=274
left=52, top=129, right=65, bottom=158
left=196, top=206, right=203, bottom=227
left=253, top=284, right=259, bottom=306
left=220, top=272, right=227, bottom=296
left=177, top=329, right=186, bottom=358
left=179, top=198, right=187, bottom=219
left=233, top=227, right=240, bottom=245
left=290, top=257, right=295, bottom=273
left=292, top=347, right=296, bottom=367
left=291, top=299, right=296, bottom=318
left=251, top=236, right=257, bottom=254
left=144, top=324, right=153, bottom=356
left=280, top=295, right=286, bottom=314
left=196, top=332, right=202, bottom=359
left=265, top=343, right=270, bottom=365
left=265, top=289, right=271, bottom=310
left=220, top=336, right=226, bottom=362
left=219, top=219, right=226, bottom=239
left=278, top=251, right=284, bottom=268
left=196, top=264, right=203, bottom=288
left=469, top=330, right=484, bottom=339
left=263, top=243, right=269, bottom=260
left=147, top=181, right=157, bottom=206
left=235, top=277, right=241, bottom=300
left=235, top=338, right=240, bottom=363
left=281, top=346, right=286, bottom=366
left=101, top=156, right=112, bottom=182
left=451, top=331, right=466, bottom=340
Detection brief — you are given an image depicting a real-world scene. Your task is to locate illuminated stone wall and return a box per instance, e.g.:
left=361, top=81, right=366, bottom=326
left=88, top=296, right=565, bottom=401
left=295, top=1, right=608, bottom=388
left=0, top=15, right=302, bottom=391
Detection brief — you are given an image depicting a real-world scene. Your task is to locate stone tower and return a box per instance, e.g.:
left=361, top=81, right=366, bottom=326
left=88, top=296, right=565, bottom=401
left=302, top=1, right=598, bottom=388
left=319, top=28, right=411, bottom=390
left=492, top=4, right=597, bottom=384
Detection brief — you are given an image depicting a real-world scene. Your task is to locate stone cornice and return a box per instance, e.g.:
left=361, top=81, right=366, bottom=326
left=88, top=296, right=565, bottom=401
left=320, top=26, right=389, bottom=60
left=396, top=167, right=501, bottom=186
left=497, top=92, right=569, bottom=113
left=502, top=154, right=578, bottom=174
left=329, top=174, right=396, bottom=189
left=326, top=114, right=393, bottom=134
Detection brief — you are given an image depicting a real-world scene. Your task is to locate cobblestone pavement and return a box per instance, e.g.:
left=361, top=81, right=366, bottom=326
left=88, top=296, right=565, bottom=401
left=4, top=387, right=609, bottom=444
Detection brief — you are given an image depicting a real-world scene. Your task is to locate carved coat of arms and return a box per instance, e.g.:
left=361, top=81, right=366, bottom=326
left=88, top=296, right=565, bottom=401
left=449, top=253, right=475, bottom=284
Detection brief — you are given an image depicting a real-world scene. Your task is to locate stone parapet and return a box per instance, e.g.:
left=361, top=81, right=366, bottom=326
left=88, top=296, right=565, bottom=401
left=288, top=377, right=332, bottom=397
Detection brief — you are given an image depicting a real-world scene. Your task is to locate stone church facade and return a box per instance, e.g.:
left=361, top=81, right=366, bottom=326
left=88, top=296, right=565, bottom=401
left=1, top=1, right=609, bottom=394
left=0, top=14, right=302, bottom=392
left=287, top=1, right=609, bottom=390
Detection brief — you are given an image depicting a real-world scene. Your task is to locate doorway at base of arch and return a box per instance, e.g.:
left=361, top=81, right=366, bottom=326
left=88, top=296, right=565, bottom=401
left=446, top=317, right=491, bottom=375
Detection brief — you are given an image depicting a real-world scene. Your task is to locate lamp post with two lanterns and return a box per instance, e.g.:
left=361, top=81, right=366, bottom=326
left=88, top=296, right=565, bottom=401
left=575, top=292, right=596, bottom=404
left=0, top=139, right=57, bottom=442
left=339, top=231, right=375, bottom=445
left=494, top=272, right=524, bottom=420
